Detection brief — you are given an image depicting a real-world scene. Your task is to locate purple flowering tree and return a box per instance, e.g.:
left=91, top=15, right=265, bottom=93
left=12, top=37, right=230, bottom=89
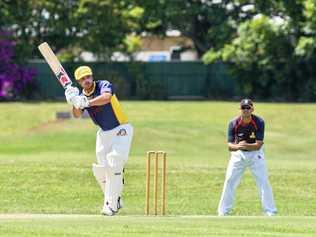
left=0, top=31, right=36, bottom=100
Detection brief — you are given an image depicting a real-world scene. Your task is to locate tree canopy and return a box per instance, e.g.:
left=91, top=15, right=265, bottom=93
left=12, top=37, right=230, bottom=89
left=1, top=0, right=316, bottom=100
left=0, top=0, right=143, bottom=60
left=201, top=0, right=316, bottom=100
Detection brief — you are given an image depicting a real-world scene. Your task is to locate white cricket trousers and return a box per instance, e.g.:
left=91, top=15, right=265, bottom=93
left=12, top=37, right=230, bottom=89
left=217, top=149, right=277, bottom=215
left=95, top=123, right=133, bottom=211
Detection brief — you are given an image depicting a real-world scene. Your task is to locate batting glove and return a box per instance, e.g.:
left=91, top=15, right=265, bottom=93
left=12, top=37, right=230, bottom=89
left=78, top=96, right=90, bottom=109
left=65, top=86, right=79, bottom=104
left=72, top=95, right=90, bottom=109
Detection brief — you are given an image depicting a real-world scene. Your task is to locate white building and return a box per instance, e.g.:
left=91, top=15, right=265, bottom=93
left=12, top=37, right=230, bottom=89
left=80, top=33, right=198, bottom=62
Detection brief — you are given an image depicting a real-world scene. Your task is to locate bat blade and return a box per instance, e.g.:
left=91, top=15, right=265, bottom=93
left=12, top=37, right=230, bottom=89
left=38, top=42, right=72, bottom=89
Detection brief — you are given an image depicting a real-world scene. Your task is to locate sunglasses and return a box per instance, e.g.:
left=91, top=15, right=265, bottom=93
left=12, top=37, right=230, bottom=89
left=241, top=106, right=251, bottom=110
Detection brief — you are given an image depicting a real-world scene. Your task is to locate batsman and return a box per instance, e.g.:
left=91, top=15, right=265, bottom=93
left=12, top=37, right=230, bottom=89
left=64, top=66, right=133, bottom=216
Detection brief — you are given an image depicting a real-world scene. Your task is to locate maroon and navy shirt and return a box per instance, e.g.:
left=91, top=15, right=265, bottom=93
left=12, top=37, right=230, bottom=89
left=227, top=115, right=264, bottom=144
left=81, top=80, right=129, bottom=131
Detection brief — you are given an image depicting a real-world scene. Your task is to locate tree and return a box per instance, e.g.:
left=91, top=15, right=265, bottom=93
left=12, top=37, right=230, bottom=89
left=203, top=0, right=316, bottom=101
left=74, top=0, right=143, bottom=60
left=0, top=0, right=143, bottom=60
left=132, top=0, right=267, bottom=57
left=0, top=0, right=81, bottom=58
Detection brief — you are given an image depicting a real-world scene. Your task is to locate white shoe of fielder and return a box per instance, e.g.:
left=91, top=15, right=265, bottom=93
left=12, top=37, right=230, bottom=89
left=218, top=212, right=229, bottom=216
left=265, top=211, right=277, bottom=216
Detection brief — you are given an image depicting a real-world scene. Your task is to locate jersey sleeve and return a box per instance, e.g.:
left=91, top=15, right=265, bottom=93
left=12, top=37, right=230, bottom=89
left=100, top=81, right=113, bottom=95
left=227, top=121, right=235, bottom=143
left=256, top=119, right=265, bottom=141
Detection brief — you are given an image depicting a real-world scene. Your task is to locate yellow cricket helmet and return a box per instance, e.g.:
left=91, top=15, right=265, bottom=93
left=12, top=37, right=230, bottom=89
left=74, top=66, right=93, bottom=80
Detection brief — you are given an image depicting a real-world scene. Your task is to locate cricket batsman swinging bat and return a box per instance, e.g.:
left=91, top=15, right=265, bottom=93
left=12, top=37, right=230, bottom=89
left=38, top=42, right=72, bottom=89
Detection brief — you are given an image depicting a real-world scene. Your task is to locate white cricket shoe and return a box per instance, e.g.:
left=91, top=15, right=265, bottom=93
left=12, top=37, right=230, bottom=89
left=101, top=204, right=116, bottom=216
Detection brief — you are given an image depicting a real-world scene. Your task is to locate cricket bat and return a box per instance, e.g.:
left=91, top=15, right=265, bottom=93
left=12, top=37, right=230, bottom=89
left=38, top=42, right=72, bottom=89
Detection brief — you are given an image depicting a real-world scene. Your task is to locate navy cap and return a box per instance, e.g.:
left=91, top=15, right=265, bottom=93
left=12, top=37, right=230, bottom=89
left=240, top=98, right=253, bottom=107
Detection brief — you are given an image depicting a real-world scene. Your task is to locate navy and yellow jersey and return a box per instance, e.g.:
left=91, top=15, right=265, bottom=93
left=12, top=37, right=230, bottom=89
left=227, top=115, right=264, bottom=144
left=81, top=80, right=128, bottom=131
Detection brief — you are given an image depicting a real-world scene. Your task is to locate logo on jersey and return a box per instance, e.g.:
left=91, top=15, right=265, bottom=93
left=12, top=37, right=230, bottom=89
left=117, top=128, right=127, bottom=136
left=250, top=132, right=256, bottom=139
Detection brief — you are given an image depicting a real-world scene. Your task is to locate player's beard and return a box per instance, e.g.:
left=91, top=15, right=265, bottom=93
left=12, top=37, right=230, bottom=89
left=83, top=79, right=92, bottom=88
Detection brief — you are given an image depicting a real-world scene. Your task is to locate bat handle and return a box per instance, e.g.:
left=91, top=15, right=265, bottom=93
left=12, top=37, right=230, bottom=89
left=63, top=82, right=73, bottom=90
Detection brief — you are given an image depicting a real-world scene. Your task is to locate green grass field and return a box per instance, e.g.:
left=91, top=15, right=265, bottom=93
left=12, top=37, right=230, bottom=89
left=1, top=215, right=316, bottom=237
left=0, top=101, right=316, bottom=236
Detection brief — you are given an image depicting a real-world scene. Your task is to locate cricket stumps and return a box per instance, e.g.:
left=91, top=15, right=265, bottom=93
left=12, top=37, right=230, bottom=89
left=145, top=151, right=167, bottom=215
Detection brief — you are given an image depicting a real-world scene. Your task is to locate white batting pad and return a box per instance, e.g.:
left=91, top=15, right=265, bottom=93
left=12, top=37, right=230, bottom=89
left=92, top=163, right=107, bottom=193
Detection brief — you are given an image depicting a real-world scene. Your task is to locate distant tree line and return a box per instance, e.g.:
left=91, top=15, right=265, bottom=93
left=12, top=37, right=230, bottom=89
left=1, top=0, right=316, bottom=101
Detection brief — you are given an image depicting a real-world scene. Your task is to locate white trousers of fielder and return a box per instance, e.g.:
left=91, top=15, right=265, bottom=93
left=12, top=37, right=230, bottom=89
left=217, top=148, right=277, bottom=215
left=93, top=123, right=133, bottom=212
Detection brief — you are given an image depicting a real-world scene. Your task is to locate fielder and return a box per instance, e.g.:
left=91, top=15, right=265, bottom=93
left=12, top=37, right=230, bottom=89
left=217, top=99, right=277, bottom=216
left=64, top=66, right=133, bottom=216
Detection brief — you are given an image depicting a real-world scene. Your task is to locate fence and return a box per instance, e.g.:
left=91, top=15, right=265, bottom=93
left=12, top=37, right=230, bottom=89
left=28, top=61, right=236, bottom=100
